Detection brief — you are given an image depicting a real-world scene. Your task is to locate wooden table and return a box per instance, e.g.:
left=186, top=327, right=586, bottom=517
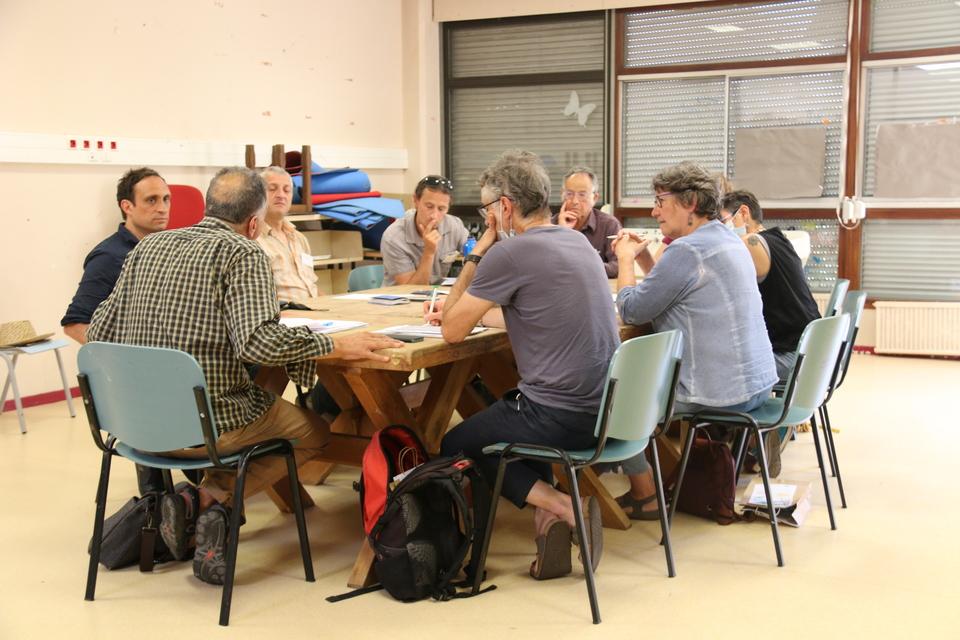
left=269, top=283, right=650, bottom=586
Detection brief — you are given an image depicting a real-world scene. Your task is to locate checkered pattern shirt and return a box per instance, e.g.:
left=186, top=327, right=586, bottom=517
left=87, top=217, right=333, bottom=435
left=255, top=220, right=318, bottom=302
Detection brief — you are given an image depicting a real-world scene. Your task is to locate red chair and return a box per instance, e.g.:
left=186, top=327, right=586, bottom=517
left=166, top=184, right=204, bottom=229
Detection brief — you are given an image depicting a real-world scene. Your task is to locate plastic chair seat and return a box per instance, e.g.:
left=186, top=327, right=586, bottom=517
left=483, top=437, right=651, bottom=466
left=115, top=441, right=287, bottom=470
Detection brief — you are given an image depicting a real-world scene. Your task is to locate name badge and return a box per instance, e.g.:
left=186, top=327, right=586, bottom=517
left=300, top=252, right=313, bottom=268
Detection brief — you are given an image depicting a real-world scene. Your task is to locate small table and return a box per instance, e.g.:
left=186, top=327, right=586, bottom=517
left=1, top=339, right=76, bottom=433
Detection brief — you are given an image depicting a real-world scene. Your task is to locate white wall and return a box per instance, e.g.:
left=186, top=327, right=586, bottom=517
left=0, top=0, right=442, bottom=396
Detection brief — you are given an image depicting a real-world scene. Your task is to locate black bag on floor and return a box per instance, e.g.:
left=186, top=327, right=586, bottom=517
left=87, top=492, right=175, bottom=571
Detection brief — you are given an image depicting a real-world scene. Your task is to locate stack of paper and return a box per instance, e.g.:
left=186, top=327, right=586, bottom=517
left=279, top=318, right=367, bottom=334
left=374, top=324, right=487, bottom=338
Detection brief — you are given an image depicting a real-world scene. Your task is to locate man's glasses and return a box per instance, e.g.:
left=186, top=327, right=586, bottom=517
left=419, top=175, right=454, bottom=192
left=476, top=195, right=513, bottom=217
left=653, top=192, right=678, bottom=208
left=562, top=190, right=594, bottom=200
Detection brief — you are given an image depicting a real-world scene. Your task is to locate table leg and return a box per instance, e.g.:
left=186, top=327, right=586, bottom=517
left=418, top=357, right=477, bottom=453
left=554, top=465, right=631, bottom=531
left=347, top=539, right=377, bottom=588
left=265, top=477, right=316, bottom=513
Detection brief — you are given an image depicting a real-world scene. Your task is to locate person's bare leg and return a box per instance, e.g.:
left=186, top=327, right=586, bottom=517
left=626, top=468, right=658, bottom=515
left=526, top=480, right=576, bottom=526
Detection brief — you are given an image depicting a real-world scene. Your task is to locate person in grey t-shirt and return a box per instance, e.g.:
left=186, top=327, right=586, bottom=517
left=430, top=150, right=619, bottom=579
left=380, top=175, right=468, bottom=286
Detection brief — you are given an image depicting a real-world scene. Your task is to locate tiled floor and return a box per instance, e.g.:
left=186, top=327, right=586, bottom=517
left=2, top=353, right=958, bottom=638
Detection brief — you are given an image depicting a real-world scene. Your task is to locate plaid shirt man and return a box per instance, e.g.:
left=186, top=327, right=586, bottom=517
left=88, top=216, right=333, bottom=435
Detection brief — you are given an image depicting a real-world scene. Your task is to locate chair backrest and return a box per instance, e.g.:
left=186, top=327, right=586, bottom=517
left=835, top=289, right=867, bottom=388
left=77, top=342, right=214, bottom=452
left=166, top=184, right=205, bottom=230
left=595, top=329, right=683, bottom=444
left=824, top=278, right=849, bottom=318
left=786, top=315, right=850, bottom=417
left=348, top=264, right=385, bottom=292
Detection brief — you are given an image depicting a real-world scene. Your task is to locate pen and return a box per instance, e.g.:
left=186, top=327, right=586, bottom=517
left=428, top=287, right=438, bottom=315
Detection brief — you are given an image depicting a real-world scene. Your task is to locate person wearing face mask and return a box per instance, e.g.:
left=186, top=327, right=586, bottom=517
left=720, top=190, right=820, bottom=382
left=553, top=167, right=622, bottom=277
left=380, top=175, right=468, bottom=286
left=426, top=150, right=619, bottom=581
left=607, top=163, right=777, bottom=516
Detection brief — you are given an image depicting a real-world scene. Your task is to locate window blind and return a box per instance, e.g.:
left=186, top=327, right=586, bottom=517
left=862, top=64, right=960, bottom=197
left=765, top=218, right=839, bottom=292
left=870, top=0, right=960, bottom=52
left=862, top=219, right=960, bottom=301
left=623, top=0, right=848, bottom=69
left=449, top=17, right=604, bottom=78
left=449, top=84, right=604, bottom=204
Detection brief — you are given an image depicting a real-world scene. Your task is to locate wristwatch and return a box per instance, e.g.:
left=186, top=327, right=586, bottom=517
left=465, top=254, right=482, bottom=265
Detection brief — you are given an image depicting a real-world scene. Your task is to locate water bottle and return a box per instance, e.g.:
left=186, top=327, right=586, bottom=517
left=463, top=236, right=477, bottom=256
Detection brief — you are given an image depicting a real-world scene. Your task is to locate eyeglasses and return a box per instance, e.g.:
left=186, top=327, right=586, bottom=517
left=562, top=190, right=594, bottom=200
left=419, top=175, right=454, bottom=192
left=477, top=196, right=503, bottom=217
left=653, top=192, right=678, bottom=208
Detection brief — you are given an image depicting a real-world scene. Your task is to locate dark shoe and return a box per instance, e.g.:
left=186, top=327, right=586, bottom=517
left=529, top=516, right=572, bottom=580
left=160, top=484, right=200, bottom=561
left=572, top=496, right=603, bottom=572
left=193, top=505, right=230, bottom=585
left=615, top=491, right=660, bottom=521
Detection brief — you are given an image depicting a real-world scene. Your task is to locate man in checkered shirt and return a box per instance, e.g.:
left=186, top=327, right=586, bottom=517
left=88, top=166, right=402, bottom=583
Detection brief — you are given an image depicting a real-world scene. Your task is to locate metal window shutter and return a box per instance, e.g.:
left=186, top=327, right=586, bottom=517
left=862, top=219, right=960, bottom=301
left=870, top=0, right=960, bottom=52
left=449, top=84, right=605, bottom=204
left=623, top=0, right=848, bottom=68
left=862, top=66, right=960, bottom=197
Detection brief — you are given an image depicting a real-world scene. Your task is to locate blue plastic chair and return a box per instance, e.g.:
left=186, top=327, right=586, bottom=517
left=347, top=264, right=384, bottom=292
left=824, top=278, right=849, bottom=318
left=670, top=314, right=850, bottom=567
left=471, top=330, right=684, bottom=624
left=77, top=343, right=314, bottom=626
left=815, top=290, right=867, bottom=509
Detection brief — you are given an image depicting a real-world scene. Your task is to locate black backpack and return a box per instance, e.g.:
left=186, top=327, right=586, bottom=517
left=328, top=425, right=495, bottom=603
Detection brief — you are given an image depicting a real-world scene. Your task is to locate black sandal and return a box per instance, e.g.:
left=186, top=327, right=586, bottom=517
left=615, top=491, right=660, bottom=521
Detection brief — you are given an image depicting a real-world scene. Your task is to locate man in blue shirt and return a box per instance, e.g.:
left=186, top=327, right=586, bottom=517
left=61, top=167, right=171, bottom=344
left=62, top=167, right=171, bottom=494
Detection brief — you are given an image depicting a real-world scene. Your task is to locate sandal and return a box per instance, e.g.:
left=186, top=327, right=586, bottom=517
left=571, top=496, right=603, bottom=572
left=529, top=516, right=572, bottom=580
left=615, top=491, right=660, bottom=521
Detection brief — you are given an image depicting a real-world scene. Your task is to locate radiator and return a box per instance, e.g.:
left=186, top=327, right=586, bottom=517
left=874, top=301, right=960, bottom=356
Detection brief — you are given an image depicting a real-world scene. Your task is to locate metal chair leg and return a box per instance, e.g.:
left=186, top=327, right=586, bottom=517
left=1, top=352, right=27, bottom=433
left=54, top=347, right=77, bottom=418
left=732, top=430, right=749, bottom=484
left=815, top=407, right=837, bottom=478
left=650, top=444, right=676, bottom=577
left=565, top=466, right=600, bottom=624
left=85, top=451, right=113, bottom=601
left=754, top=426, right=784, bottom=567
left=219, top=457, right=249, bottom=626
left=810, top=414, right=837, bottom=531
left=821, top=403, right=847, bottom=508
left=285, top=452, right=315, bottom=582
left=667, top=423, right=699, bottom=527
left=471, top=456, right=509, bottom=594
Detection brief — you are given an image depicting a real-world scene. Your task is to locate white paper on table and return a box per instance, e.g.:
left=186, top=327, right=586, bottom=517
left=440, top=277, right=457, bottom=286
left=279, top=318, right=367, bottom=334
left=374, top=324, right=487, bottom=338
left=746, top=483, right=797, bottom=509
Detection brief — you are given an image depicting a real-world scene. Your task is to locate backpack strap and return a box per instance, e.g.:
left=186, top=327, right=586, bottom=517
left=138, top=492, right=161, bottom=572
left=325, top=583, right=384, bottom=603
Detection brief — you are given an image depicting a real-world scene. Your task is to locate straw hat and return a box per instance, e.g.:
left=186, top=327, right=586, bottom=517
left=0, top=321, right=54, bottom=348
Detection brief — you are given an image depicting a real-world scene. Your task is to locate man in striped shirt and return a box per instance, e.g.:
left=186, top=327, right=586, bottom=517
left=88, top=167, right=402, bottom=583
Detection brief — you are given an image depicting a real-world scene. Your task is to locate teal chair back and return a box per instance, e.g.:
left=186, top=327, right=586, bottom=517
left=786, top=315, right=850, bottom=418
left=836, top=290, right=867, bottom=385
left=78, top=342, right=214, bottom=452
left=824, top=278, right=849, bottom=317
left=348, top=264, right=384, bottom=291
left=596, top=329, right=683, bottom=445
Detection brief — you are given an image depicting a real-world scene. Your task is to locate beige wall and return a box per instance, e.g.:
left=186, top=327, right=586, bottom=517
left=434, top=0, right=696, bottom=22
left=0, top=0, right=443, bottom=396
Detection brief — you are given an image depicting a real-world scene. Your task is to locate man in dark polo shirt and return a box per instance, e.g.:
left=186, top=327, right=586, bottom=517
left=430, top=150, right=619, bottom=581
left=553, top=166, right=622, bottom=277
left=62, top=167, right=171, bottom=493
left=61, top=167, right=171, bottom=344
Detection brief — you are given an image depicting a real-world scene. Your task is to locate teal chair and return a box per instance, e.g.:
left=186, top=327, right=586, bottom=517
left=814, top=290, right=867, bottom=509
left=347, top=264, right=384, bottom=291
left=471, top=330, right=684, bottom=624
left=670, top=315, right=850, bottom=567
left=77, top=343, right=314, bottom=626
left=824, top=278, right=849, bottom=317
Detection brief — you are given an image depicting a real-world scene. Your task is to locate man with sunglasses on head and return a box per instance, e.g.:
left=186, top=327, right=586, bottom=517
left=554, top=166, right=622, bottom=277
left=381, top=175, right=468, bottom=286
